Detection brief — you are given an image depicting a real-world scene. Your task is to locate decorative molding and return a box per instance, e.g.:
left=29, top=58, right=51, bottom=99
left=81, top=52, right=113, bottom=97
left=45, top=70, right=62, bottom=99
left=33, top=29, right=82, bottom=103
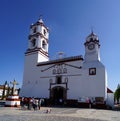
left=38, top=55, right=83, bottom=66
left=40, top=74, right=82, bottom=78
left=41, top=65, right=56, bottom=72
left=52, top=64, right=67, bottom=75
left=25, top=47, right=49, bottom=57
left=84, top=39, right=100, bottom=47
left=30, top=21, right=49, bottom=32
left=89, top=68, right=96, bottom=75
left=41, top=62, right=82, bottom=73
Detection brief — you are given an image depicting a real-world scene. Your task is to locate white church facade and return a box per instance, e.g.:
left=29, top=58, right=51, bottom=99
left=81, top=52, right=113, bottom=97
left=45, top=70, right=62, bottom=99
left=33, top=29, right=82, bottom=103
left=20, top=18, right=114, bottom=108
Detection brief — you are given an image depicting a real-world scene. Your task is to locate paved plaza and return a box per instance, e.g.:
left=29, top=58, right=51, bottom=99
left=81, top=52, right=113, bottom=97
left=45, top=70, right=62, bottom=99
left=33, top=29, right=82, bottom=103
left=0, top=107, right=120, bottom=121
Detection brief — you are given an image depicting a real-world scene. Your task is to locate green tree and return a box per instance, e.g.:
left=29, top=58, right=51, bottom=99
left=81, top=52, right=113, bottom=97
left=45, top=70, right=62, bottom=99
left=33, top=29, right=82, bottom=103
left=114, top=84, right=120, bottom=104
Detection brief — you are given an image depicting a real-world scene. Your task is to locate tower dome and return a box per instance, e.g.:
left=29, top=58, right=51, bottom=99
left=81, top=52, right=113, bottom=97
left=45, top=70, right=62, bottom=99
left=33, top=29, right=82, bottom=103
left=86, top=31, right=99, bottom=42
left=84, top=31, right=100, bottom=47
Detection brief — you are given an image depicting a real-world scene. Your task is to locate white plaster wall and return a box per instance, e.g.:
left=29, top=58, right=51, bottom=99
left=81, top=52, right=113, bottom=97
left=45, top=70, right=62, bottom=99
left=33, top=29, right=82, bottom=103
left=20, top=53, right=39, bottom=97
left=36, top=36, right=41, bottom=48
left=20, top=53, right=107, bottom=102
left=37, top=25, right=41, bottom=33
left=37, top=60, right=83, bottom=98
left=84, top=51, right=100, bottom=62
left=67, top=60, right=107, bottom=100
left=67, top=76, right=84, bottom=99
left=37, top=52, right=49, bottom=62
left=20, top=52, right=49, bottom=97
left=20, top=59, right=82, bottom=98
left=84, top=44, right=100, bottom=62
left=6, top=101, right=20, bottom=106
left=82, top=61, right=107, bottom=98
left=20, top=54, right=37, bottom=96
left=107, top=93, right=114, bottom=108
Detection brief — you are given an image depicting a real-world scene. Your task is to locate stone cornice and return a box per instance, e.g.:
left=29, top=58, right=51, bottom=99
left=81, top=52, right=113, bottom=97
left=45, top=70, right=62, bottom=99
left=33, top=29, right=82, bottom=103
left=30, top=22, right=49, bottom=32
left=37, top=55, right=83, bottom=66
left=28, top=32, right=48, bottom=43
left=84, top=39, right=100, bottom=47
left=25, top=47, right=49, bottom=57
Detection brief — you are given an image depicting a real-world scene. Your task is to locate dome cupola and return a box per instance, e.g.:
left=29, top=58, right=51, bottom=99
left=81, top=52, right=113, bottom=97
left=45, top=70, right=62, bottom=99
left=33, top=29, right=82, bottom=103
left=84, top=31, right=100, bottom=47
left=86, top=31, right=98, bottom=42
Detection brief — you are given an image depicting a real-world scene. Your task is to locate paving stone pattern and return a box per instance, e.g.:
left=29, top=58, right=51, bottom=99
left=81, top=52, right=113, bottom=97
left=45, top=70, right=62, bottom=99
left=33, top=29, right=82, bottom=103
left=0, top=107, right=120, bottom=121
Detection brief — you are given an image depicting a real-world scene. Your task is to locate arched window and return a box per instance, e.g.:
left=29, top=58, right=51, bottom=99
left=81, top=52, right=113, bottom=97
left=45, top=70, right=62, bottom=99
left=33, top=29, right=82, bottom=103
left=52, top=69, right=56, bottom=74
left=42, top=40, right=47, bottom=50
left=43, top=29, right=46, bottom=36
left=63, top=68, right=67, bottom=73
left=31, top=39, right=36, bottom=47
left=33, top=27, right=36, bottom=33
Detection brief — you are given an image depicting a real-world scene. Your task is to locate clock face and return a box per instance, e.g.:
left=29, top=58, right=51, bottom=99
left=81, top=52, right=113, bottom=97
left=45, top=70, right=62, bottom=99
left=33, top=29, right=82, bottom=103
left=88, top=44, right=95, bottom=50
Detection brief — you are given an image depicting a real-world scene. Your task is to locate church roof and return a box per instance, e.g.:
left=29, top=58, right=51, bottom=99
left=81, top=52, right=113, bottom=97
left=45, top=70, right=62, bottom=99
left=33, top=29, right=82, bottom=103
left=107, top=88, right=113, bottom=93
left=0, top=85, right=4, bottom=89
left=37, top=55, right=83, bottom=66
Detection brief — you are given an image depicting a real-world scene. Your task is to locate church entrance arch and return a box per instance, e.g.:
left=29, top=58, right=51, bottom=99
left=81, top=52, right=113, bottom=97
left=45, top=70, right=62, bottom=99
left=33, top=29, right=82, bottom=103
left=51, top=86, right=66, bottom=105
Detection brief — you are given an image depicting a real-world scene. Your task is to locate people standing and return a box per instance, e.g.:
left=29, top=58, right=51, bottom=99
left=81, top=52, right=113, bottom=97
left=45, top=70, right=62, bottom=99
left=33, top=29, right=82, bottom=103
left=28, top=97, right=33, bottom=110
left=38, top=99, right=42, bottom=110
left=35, top=99, right=39, bottom=110
left=32, top=97, right=36, bottom=110
left=21, top=96, right=24, bottom=109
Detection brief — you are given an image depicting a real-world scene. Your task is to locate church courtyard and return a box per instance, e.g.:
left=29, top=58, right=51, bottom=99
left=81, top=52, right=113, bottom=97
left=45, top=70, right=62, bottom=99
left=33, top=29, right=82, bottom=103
left=0, top=107, right=119, bottom=121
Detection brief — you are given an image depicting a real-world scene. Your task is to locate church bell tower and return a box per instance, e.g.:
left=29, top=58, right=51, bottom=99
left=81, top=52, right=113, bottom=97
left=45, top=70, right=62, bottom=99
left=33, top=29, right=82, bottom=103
left=20, top=18, right=49, bottom=97
left=25, top=18, right=49, bottom=62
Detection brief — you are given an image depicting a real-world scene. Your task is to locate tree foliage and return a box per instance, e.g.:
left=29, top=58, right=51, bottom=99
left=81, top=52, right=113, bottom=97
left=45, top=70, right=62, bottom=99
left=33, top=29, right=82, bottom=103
left=114, top=84, right=120, bottom=103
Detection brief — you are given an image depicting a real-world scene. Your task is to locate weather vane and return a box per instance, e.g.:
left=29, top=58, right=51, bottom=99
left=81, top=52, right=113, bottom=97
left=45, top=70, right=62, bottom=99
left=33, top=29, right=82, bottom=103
left=39, top=14, right=43, bottom=20
left=90, top=26, right=94, bottom=33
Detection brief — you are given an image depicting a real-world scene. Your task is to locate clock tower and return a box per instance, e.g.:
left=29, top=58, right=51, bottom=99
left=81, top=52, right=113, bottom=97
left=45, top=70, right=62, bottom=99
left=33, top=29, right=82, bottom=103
left=84, top=32, right=100, bottom=62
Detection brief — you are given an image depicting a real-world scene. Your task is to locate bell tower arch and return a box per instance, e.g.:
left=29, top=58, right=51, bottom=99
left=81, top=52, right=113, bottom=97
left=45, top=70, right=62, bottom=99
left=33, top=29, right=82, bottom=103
left=26, top=18, right=49, bottom=63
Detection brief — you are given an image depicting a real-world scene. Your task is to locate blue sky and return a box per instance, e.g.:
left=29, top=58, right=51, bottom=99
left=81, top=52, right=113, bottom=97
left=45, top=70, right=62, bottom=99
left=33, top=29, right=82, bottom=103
left=0, top=0, right=120, bottom=91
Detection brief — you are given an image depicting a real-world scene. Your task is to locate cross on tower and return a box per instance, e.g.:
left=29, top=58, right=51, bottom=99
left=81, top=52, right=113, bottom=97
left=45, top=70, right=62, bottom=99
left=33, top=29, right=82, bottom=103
left=10, top=80, right=19, bottom=95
